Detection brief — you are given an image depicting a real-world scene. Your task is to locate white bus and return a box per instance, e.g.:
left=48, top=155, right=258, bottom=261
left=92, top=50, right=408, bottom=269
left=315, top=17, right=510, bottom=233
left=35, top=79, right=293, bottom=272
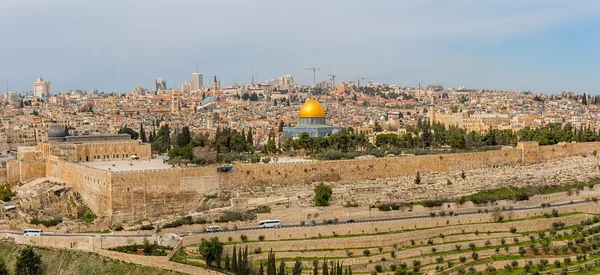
left=258, top=220, right=281, bottom=228
left=23, top=229, right=42, bottom=236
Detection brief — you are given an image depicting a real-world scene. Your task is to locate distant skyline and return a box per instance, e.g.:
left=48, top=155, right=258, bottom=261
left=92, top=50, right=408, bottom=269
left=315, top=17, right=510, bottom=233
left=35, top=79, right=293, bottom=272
left=1, top=0, right=599, bottom=94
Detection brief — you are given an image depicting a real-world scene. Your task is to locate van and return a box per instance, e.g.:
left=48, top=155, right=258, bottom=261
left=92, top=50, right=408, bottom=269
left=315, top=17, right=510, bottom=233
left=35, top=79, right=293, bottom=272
left=258, top=220, right=281, bottom=228
left=206, top=226, right=221, bottom=232
left=23, top=229, right=42, bottom=236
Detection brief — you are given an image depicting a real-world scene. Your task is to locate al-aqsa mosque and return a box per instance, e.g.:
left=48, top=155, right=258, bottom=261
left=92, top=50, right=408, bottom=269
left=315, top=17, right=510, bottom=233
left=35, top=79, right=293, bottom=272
left=283, top=98, right=342, bottom=138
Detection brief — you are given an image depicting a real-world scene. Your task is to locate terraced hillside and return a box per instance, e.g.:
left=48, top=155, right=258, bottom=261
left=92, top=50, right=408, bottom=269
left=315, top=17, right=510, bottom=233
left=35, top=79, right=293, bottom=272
left=173, top=189, right=600, bottom=275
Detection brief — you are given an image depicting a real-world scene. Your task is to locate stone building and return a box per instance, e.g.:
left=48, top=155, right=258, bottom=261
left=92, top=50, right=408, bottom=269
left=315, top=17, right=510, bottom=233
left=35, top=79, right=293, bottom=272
left=37, top=125, right=150, bottom=162
left=283, top=98, right=342, bottom=138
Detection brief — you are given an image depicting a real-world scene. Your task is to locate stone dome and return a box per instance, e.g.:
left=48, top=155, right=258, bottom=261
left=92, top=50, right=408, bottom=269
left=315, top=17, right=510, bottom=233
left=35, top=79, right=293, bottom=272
left=201, top=96, right=219, bottom=106
left=48, top=125, right=67, bottom=138
left=299, top=99, right=325, bottom=118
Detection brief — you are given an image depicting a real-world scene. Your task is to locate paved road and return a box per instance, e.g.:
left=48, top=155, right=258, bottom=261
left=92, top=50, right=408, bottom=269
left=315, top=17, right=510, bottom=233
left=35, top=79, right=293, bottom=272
left=186, top=199, right=591, bottom=235
left=0, top=199, right=591, bottom=237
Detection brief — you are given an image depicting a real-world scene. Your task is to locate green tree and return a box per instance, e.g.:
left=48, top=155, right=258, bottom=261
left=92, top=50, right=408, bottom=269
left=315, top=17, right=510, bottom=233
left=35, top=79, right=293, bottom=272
left=176, top=126, right=191, bottom=147
left=266, top=139, right=277, bottom=155
left=278, top=259, right=285, bottom=275
left=314, top=183, right=333, bottom=206
left=151, top=124, right=171, bottom=153
left=16, top=247, right=42, bottom=275
left=140, top=123, right=147, bottom=142
left=232, top=245, right=238, bottom=273
left=267, top=250, right=276, bottom=275
left=199, top=237, right=223, bottom=267
left=246, top=129, right=254, bottom=146
left=0, top=259, right=8, bottom=275
left=292, top=259, right=303, bottom=275
left=118, top=126, right=139, bottom=140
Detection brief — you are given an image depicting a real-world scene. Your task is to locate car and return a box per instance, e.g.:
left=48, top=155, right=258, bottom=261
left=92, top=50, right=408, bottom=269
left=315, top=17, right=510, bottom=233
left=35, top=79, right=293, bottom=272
left=206, top=226, right=221, bottom=232
left=346, top=219, right=356, bottom=223
left=325, top=220, right=334, bottom=224
left=305, top=220, right=314, bottom=226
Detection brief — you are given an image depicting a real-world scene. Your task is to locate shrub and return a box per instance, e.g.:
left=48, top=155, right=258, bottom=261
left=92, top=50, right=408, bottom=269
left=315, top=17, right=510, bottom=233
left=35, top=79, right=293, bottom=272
left=139, top=224, right=154, bottom=230
left=414, top=172, right=421, bottom=185
left=111, top=224, right=124, bottom=231
left=314, top=183, right=333, bottom=206
left=30, top=218, right=63, bottom=227
left=0, top=184, right=15, bottom=202
left=374, top=265, right=383, bottom=273
left=258, top=235, right=265, bottom=241
left=390, top=264, right=397, bottom=271
left=363, top=250, right=371, bottom=256
left=240, top=234, right=248, bottom=242
left=510, top=226, right=517, bottom=233
left=254, top=247, right=262, bottom=254
left=217, top=210, right=256, bottom=222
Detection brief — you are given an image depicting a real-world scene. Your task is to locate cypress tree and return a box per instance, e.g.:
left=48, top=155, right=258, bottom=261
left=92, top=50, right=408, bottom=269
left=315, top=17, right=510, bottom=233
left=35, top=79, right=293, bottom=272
left=246, top=128, right=253, bottom=145
left=238, top=246, right=243, bottom=274
left=278, top=259, right=286, bottom=275
left=140, top=123, right=147, bottom=142
left=243, top=246, right=249, bottom=275
left=259, top=262, right=265, bottom=275
left=323, top=259, right=328, bottom=275
left=267, top=250, right=276, bottom=275
left=224, top=253, right=230, bottom=271
left=292, top=258, right=303, bottom=275
left=313, top=260, right=319, bottom=275
left=232, top=245, right=238, bottom=274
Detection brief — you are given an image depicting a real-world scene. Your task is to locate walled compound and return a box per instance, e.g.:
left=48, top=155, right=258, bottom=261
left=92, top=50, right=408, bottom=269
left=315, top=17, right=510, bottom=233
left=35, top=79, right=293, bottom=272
left=1, top=141, right=599, bottom=224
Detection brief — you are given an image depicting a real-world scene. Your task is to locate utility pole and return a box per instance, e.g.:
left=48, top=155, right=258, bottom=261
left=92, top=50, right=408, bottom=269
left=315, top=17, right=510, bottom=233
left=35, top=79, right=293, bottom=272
left=305, top=67, right=320, bottom=87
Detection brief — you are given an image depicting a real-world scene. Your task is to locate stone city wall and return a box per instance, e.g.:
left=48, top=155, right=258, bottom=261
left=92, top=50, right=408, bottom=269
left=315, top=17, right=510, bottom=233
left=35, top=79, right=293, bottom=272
left=5, top=159, right=46, bottom=184
left=43, top=141, right=600, bottom=223
left=0, top=168, right=6, bottom=184
left=109, top=168, right=219, bottom=224
left=47, top=157, right=113, bottom=218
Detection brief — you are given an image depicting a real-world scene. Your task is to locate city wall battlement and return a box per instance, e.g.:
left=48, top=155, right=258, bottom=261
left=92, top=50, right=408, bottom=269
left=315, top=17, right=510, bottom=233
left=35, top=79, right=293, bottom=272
left=4, top=141, right=600, bottom=224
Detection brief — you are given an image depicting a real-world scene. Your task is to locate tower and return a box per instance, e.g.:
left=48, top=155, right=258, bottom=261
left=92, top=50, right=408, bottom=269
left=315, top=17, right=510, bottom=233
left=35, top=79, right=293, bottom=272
left=33, top=78, right=51, bottom=98
left=171, top=93, right=180, bottom=113
left=192, top=72, right=203, bottom=90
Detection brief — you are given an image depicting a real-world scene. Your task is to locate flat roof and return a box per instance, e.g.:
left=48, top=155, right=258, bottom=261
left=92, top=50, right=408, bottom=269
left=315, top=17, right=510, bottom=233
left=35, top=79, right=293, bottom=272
left=81, top=158, right=172, bottom=171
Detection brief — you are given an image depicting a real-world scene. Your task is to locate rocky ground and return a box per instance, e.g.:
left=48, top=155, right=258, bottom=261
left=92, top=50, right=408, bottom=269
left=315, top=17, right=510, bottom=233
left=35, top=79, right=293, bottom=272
left=246, top=155, right=600, bottom=209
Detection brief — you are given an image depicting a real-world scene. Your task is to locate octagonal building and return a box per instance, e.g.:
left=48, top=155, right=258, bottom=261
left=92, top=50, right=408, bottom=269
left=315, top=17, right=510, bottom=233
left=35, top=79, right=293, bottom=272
left=283, top=98, right=342, bottom=138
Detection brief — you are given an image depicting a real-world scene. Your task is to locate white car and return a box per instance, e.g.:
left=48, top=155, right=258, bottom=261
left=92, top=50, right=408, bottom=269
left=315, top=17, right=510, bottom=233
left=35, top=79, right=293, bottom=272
left=206, top=226, right=221, bottom=232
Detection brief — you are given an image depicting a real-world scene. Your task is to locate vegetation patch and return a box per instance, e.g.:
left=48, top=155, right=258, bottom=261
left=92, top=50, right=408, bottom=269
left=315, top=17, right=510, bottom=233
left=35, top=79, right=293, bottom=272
left=162, top=216, right=207, bottom=229
left=29, top=218, right=63, bottom=227
left=0, top=184, right=15, bottom=202
left=108, top=239, right=172, bottom=256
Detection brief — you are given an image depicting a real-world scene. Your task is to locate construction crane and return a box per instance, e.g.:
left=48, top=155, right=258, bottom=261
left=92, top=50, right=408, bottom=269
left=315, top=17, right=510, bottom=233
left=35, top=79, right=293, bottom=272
left=355, top=76, right=365, bottom=88
left=327, top=74, right=336, bottom=88
left=305, top=67, right=320, bottom=86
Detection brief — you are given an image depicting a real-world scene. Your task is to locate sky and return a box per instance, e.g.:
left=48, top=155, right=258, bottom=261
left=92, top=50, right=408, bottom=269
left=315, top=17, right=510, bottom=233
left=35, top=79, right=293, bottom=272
left=1, top=0, right=599, bottom=94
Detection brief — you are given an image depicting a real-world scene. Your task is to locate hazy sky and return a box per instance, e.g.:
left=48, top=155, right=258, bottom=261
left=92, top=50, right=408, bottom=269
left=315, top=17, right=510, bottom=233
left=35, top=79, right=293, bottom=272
left=1, top=0, right=599, bottom=94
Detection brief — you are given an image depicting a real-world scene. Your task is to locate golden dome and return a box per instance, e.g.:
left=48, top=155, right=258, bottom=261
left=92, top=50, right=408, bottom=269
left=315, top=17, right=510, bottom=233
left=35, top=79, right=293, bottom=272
left=299, top=99, right=325, bottom=118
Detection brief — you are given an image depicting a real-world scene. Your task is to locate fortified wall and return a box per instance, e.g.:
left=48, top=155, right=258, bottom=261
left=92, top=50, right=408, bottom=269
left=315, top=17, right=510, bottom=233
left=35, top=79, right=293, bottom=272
left=5, top=141, right=600, bottom=224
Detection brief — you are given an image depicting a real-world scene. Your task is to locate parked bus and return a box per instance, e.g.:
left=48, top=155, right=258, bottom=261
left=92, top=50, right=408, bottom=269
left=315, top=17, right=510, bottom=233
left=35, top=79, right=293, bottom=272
left=23, top=229, right=42, bottom=236
left=258, top=220, right=281, bottom=228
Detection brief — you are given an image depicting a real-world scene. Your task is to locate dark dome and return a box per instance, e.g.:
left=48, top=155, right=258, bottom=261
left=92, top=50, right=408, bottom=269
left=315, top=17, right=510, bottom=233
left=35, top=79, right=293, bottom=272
left=48, top=125, right=67, bottom=138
